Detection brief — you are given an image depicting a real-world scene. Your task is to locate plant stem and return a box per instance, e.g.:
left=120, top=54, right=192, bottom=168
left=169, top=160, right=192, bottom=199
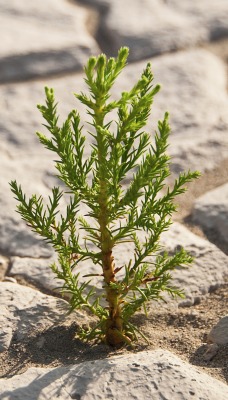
left=95, top=106, right=124, bottom=346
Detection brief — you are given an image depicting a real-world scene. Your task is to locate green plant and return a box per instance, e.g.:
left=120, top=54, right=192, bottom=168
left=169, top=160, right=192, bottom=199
left=10, top=47, right=200, bottom=346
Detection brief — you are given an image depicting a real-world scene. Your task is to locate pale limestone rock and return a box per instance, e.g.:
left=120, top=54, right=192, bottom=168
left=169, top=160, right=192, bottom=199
left=160, top=223, right=228, bottom=306
left=208, top=315, right=228, bottom=345
left=0, top=0, right=99, bottom=82
left=81, top=0, right=228, bottom=58
left=10, top=257, right=61, bottom=292
left=0, top=255, right=9, bottom=280
left=0, top=281, right=85, bottom=352
left=0, top=349, right=228, bottom=400
left=112, top=49, right=228, bottom=173
left=167, top=0, right=228, bottom=41
left=193, top=183, right=228, bottom=246
left=0, top=156, right=54, bottom=257
left=0, top=306, right=14, bottom=352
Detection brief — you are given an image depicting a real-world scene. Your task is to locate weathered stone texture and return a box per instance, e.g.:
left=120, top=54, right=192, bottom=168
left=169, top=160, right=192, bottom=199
left=1, top=349, right=228, bottom=400
left=193, top=183, right=228, bottom=246
left=0, top=281, right=86, bottom=352
left=0, top=0, right=99, bottom=82
left=79, top=0, right=228, bottom=59
left=208, top=315, right=228, bottom=345
left=161, top=223, right=228, bottom=306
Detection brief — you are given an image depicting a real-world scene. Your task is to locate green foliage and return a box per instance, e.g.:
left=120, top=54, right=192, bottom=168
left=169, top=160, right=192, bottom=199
left=10, top=47, right=200, bottom=346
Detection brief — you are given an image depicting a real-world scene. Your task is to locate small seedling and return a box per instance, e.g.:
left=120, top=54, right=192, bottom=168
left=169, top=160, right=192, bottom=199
left=10, top=47, right=200, bottom=346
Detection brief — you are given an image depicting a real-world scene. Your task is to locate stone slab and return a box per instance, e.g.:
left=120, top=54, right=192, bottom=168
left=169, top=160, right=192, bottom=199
left=160, top=223, right=228, bottom=306
left=0, top=154, right=54, bottom=257
left=208, top=315, right=228, bottom=345
left=192, top=183, right=228, bottom=246
left=10, top=257, right=60, bottom=292
left=81, top=0, right=228, bottom=59
left=167, top=0, right=228, bottom=41
left=0, top=255, right=9, bottom=281
left=0, top=0, right=99, bottom=82
left=0, top=281, right=86, bottom=352
left=0, top=349, right=228, bottom=400
left=112, top=48, right=228, bottom=173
